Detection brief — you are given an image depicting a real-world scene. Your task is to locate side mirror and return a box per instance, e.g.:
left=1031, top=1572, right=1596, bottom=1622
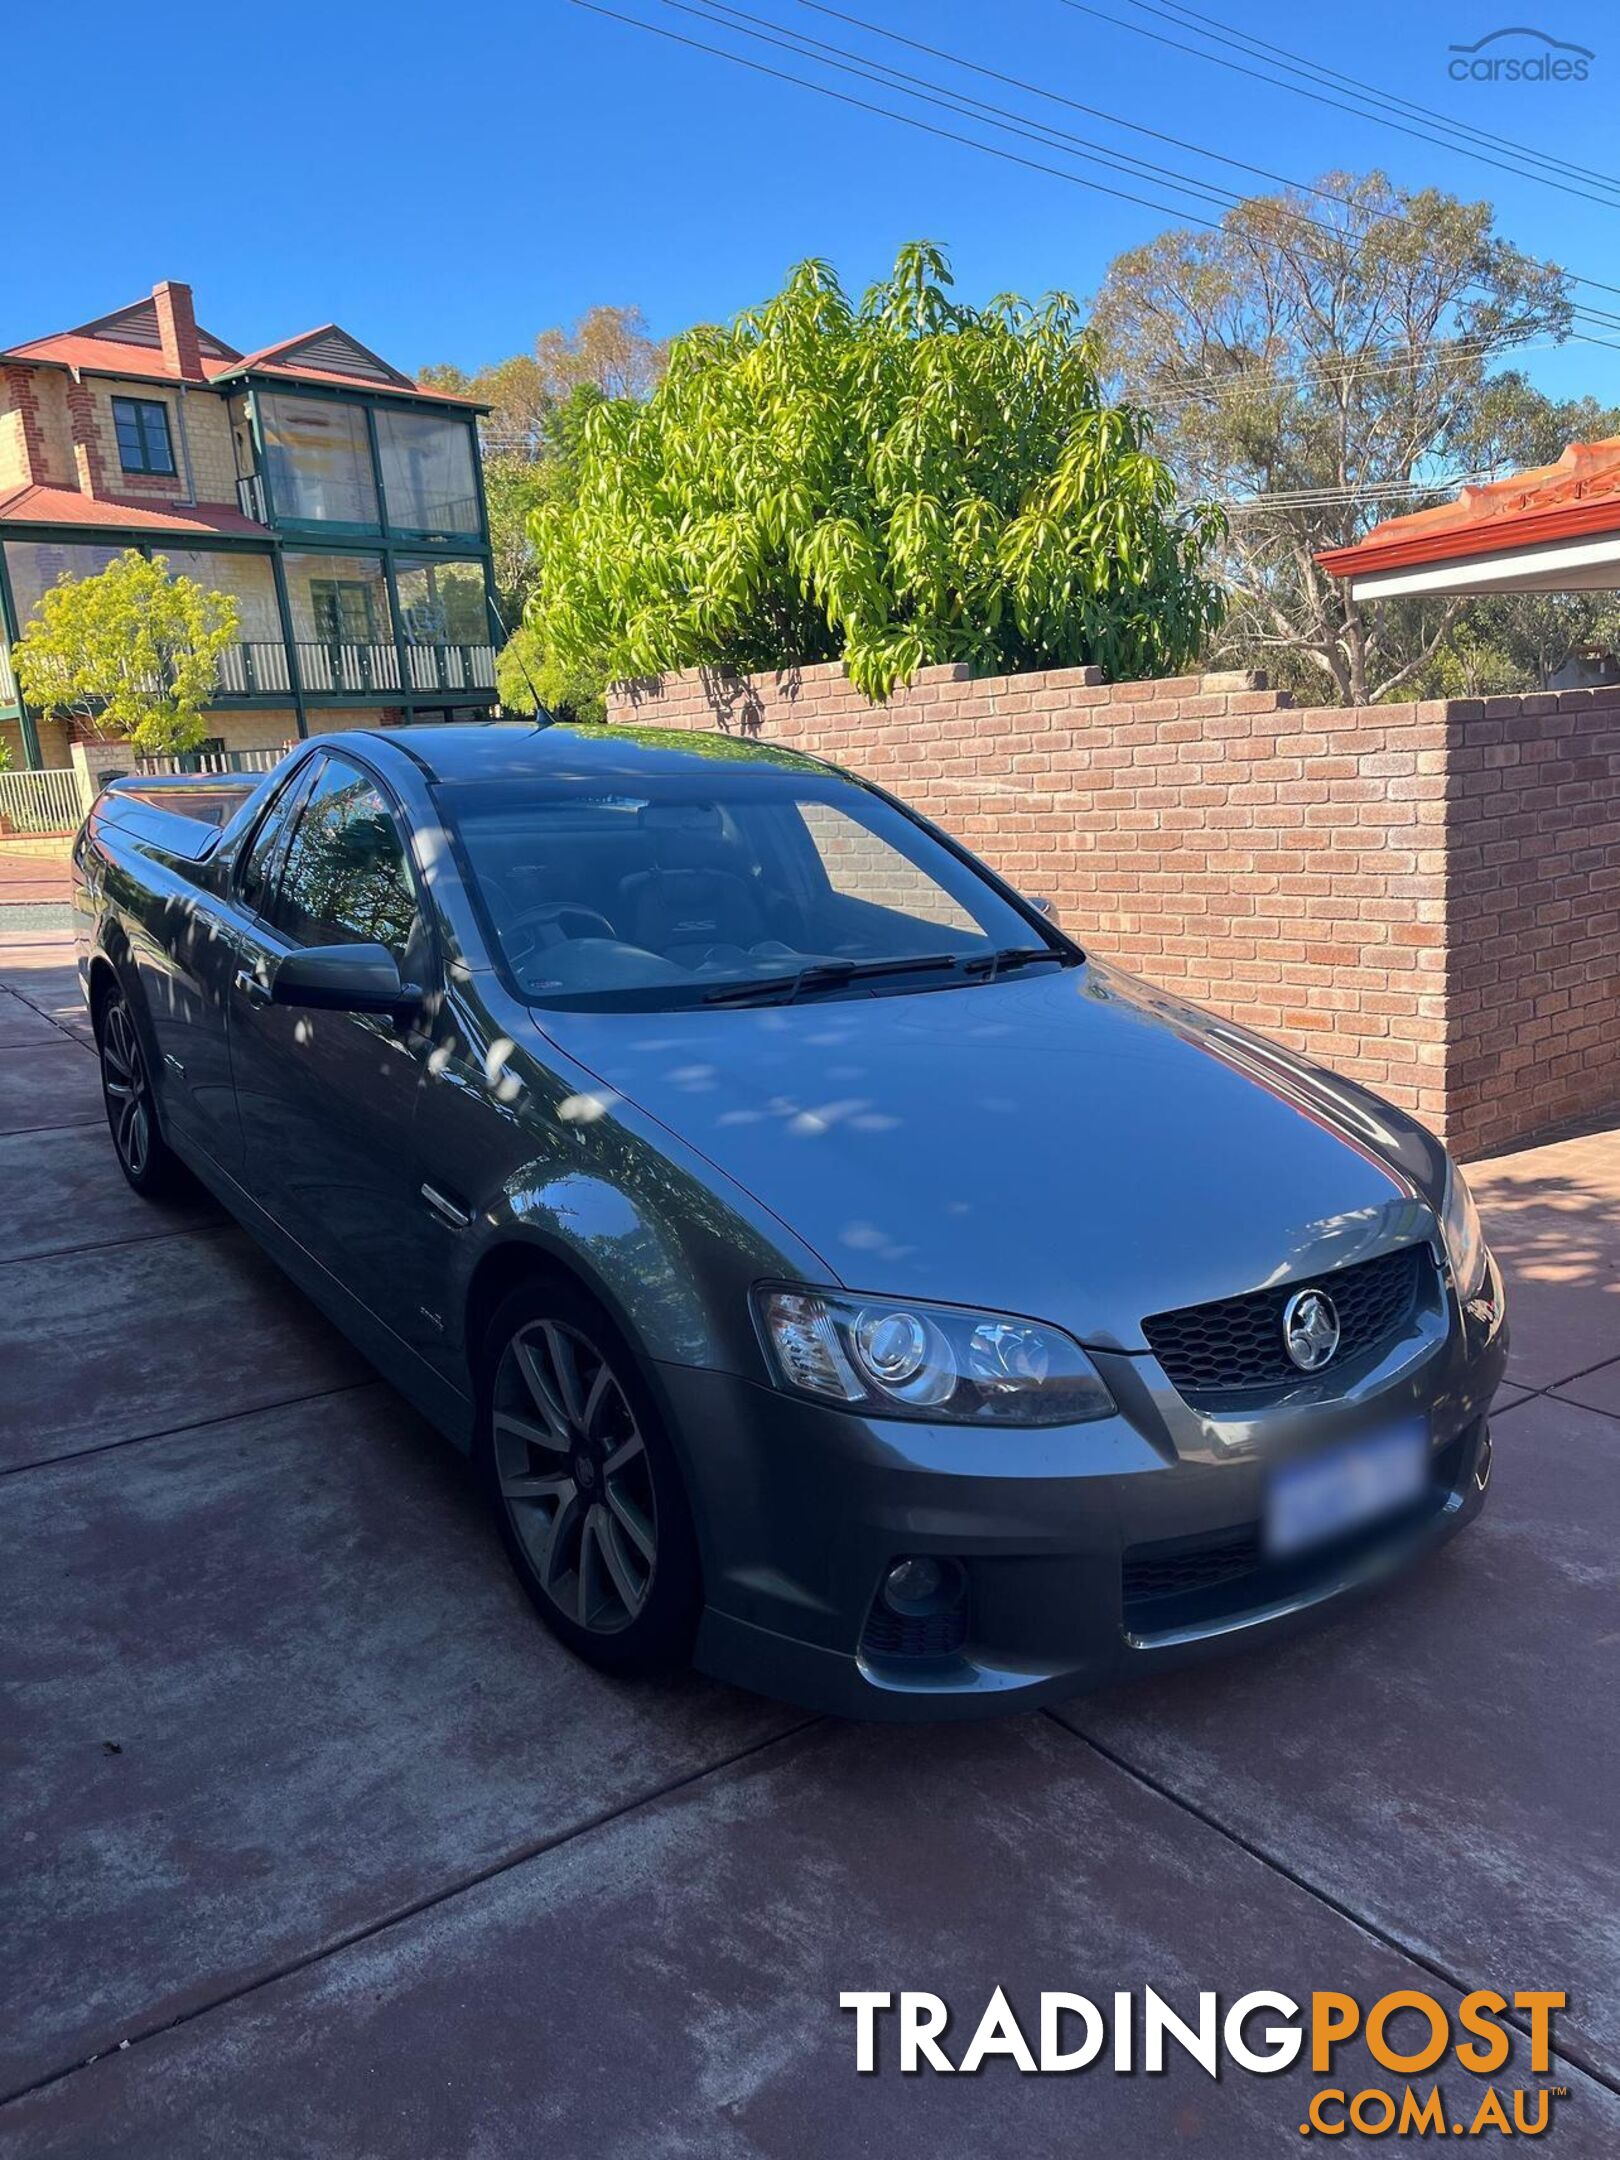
left=1026, top=894, right=1059, bottom=924
left=271, top=941, right=418, bottom=1017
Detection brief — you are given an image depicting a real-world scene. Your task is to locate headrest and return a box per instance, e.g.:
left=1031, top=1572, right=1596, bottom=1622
left=637, top=801, right=723, bottom=837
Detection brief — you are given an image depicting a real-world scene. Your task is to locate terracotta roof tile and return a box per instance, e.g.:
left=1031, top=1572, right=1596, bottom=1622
left=1319, top=437, right=1620, bottom=578
left=0, top=485, right=271, bottom=539
left=1, top=334, right=239, bottom=382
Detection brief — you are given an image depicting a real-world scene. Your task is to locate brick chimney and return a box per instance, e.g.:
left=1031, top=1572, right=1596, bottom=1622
left=152, top=280, right=203, bottom=380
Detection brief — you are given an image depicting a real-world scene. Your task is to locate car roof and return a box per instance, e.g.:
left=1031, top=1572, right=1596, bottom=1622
left=325, top=721, right=846, bottom=786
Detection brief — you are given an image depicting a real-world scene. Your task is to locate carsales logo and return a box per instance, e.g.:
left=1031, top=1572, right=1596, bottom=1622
left=840, top=1987, right=1570, bottom=2137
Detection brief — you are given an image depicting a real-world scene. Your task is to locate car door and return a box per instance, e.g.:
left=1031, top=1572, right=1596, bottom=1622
left=227, top=751, right=437, bottom=1345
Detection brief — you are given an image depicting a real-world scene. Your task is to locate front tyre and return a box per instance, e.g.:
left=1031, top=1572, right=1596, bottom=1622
left=98, top=988, right=184, bottom=1200
left=475, top=1280, right=701, bottom=1677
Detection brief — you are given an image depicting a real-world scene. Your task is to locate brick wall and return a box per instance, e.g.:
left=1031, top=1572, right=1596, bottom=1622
left=606, top=659, right=1620, bottom=1159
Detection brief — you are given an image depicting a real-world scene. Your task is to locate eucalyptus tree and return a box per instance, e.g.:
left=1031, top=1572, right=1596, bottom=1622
left=1093, top=173, right=1572, bottom=704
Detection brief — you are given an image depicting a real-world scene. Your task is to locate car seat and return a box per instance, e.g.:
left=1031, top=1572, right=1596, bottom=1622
left=617, top=803, right=774, bottom=966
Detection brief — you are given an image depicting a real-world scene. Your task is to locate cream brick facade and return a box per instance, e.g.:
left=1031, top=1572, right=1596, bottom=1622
left=1, top=279, right=495, bottom=771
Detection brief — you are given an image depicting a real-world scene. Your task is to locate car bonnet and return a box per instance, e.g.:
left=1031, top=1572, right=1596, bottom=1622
left=540, top=960, right=1435, bottom=1353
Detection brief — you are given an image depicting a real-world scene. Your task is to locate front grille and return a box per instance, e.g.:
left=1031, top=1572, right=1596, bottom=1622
left=1142, top=1243, right=1429, bottom=1398
left=1123, top=1527, right=1261, bottom=1605
left=859, top=1603, right=969, bottom=1661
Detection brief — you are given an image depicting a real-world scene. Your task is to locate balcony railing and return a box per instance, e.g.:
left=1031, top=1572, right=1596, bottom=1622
left=294, top=641, right=402, bottom=695
left=405, top=642, right=497, bottom=693
left=217, top=642, right=294, bottom=696
left=136, top=746, right=294, bottom=776
left=2, top=637, right=495, bottom=714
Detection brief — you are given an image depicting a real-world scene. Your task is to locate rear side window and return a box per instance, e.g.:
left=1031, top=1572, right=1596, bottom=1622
left=270, top=759, right=419, bottom=962
left=238, top=760, right=319, bottom=920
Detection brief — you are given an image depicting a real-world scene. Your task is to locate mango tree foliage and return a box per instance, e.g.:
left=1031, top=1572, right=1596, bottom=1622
left=13, top=550, right=239, bottom=753
left=528, top=244, right=1224, bottom=701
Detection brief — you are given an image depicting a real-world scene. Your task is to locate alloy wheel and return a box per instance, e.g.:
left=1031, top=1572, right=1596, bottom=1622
left=491, top=1318, right=659, bottom=1634
left=101, top=1002, right=152, bottom=1182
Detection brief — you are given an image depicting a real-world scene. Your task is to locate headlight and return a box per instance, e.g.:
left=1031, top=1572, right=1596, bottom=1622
left=1437, top=1161, right=1488, bottom=1300
left=754, top=1286, right=1116, bottom=1425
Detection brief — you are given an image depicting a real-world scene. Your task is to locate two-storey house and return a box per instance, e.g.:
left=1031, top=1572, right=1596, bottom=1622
left=0, top=280, right=497, bottom=770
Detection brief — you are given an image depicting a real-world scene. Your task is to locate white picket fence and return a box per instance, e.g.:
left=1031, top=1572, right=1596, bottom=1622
left=0, top=766, right=92, bottom=835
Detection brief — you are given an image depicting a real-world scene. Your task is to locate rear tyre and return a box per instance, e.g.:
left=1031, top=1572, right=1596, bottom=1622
left=475, top=1279, right=702, bottom=1677
left=97, top=987, right=185, bottom=1200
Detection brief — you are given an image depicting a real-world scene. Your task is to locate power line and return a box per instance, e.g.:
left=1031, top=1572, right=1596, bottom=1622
left=1129, top=0, right=1620, bottom=197
left=568, top=0, right=1237, bottom=228
left=1059, top=0, right=1620, bottom=214
left=794, top=0, right=1369, bottom=220
left=629, top=0, right=1620, bottom=349
left=796, top=0, right=1620, bottom=309
left=1218, top=471, right=1502, bottom=511
left=674, top=0, right=1255, bottom=214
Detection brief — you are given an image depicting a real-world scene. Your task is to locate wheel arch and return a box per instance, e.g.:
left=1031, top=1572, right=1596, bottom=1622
left=86, top=953, right=121, bottom=1043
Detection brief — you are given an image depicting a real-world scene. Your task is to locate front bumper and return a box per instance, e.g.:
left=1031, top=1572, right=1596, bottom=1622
left=657, top=1253, right=1509, bottom=1720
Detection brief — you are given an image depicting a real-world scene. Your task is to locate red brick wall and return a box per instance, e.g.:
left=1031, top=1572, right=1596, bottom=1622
left=1444, top=692, right=1620, bottom=1155
left=606, top=660, right=1620, bottom=1159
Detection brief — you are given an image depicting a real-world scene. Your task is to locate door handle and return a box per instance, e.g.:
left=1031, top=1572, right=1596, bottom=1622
left=234, top=967, right=272, bottom=1005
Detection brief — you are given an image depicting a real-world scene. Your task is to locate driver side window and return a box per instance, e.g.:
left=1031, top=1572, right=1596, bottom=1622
left=267, top=759, right=420, bottom=964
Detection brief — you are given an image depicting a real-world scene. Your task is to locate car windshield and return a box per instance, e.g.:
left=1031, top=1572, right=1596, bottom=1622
left=443, top=769, right=1072, bottom=1010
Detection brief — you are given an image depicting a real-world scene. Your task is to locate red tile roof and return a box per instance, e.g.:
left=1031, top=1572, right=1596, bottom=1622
left=0, top=485, right=271, bottom=539
left=3, top=306, right=479, bottom=406
left=239, top=360, right=483, bottom=406
left=1318, top=438, right=1620, bottom=579
left=2, top=333, right=241, bottom=382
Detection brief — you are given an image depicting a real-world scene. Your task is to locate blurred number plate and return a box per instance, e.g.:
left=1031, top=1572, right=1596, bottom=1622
left=1266, top=1422, right=1427, bottom=1559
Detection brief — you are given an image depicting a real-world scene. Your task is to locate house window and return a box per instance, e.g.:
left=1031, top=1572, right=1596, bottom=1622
left=259, top=393, right=379, bottom=527
left=4, top=540, right=123, bottom=628
left=309, top=579, right=378, bottom=646
left=376, top=409, right=481, bottom=535
left=395, top=558, right=490, bottom=645
left=111, top=398, right=176, bottom=477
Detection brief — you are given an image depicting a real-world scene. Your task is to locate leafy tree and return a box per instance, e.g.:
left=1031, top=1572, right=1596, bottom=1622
left=534, top=305, right=666, bottom=406
left=13, top=550, right=239, bottom=753
left=1092, top=173, right=1572, bottom=703
left=527, top=243, right=1223, bottom=701
left=420, top=355, right=552, bottom=459
left=481, top=387, right=608, bottom=634
left=420, top=306, right=666, bottom=460
left=495, top=621, right=607, bottom=724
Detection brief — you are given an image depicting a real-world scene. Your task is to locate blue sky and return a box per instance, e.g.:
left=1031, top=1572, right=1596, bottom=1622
left=10, top=0, right=1620, bottom=408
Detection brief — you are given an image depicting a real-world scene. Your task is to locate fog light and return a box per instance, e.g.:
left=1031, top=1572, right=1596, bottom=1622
left=883, top=1555, right=966, bottom=1616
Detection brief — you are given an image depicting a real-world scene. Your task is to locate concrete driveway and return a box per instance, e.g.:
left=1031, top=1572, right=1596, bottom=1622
left=2, top=928, right=1617, bottom=2156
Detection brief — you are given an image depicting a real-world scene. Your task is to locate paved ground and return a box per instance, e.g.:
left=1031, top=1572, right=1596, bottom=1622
left=0, top=841, right=73, bottom=934
left=2, top=927, right=1617, bottom=2156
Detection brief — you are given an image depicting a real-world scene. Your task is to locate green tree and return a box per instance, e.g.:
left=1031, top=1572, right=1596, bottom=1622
left=495, top=620, right=607, bottom=724
left=526, top=243, right=1224, bottom=702
left=13, top=550, right=239, bottom=753
left=420, top=305, right=667, bottom=461
left=481, top=386, right=608, bottom=635
left=1093, top=173, right=1571, bottom=703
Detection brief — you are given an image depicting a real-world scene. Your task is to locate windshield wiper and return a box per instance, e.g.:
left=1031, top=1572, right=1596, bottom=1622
left=960, top=945, right=1073, bottom=982
left=701, top=953, right=963, bottom=1007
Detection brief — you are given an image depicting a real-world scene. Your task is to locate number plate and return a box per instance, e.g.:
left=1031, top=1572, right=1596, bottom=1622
left=1265, top=1423, right=1428, bottom=1559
